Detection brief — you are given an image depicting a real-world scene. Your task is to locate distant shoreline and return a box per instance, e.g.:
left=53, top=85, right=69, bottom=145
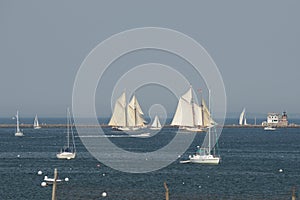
left=1, top=124, right=300, bottom=128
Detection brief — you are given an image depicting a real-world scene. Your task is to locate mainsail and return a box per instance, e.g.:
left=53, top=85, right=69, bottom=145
left=108, top=92, right=127, bottom=127
left=151, top=115, right=162, bottom=128
left=34, top=114, right=41, bottom=129
left=171, top=88, right=194, bottom=127
left=202, top=99, right=215, bottom=127
left=127, top=95, right=145, bottom=127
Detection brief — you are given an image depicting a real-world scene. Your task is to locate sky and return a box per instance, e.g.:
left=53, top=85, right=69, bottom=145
left=0, top=0, right=299, bottom=118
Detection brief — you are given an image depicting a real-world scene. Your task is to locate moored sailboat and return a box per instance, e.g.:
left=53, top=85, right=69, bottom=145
left=57, top=108, right=76, bottom=160
left=183, top=89, right=220, bottom=164
left=15, top=110, right=24, bottom=137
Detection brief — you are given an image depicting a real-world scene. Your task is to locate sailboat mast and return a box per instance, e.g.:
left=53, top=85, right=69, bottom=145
left=67, top=108, right=70, bottom=148
left=16, top=111, right=20, bottom=132
left=134, top=96, right=137, bottom=127
left=189, top=86, right=196, bottom=127
left=34, top=114, right=39, bottom=127
left=124, top=93, right=127, bottom=127
left=208, top=89, right=211, bottom=152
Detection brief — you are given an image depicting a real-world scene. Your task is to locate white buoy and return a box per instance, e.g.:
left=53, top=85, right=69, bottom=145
left=17, top=155, right=20, bottom=158
left=65, top=177, right=69, bottom=182
left=279, top=169, right=283, bottom=173
left=102, top=173, right=106, bottom=177
left=41, top=182, right=47, bottom=187
left=37, top=170, right=43, bottom=175
left=102, top=192, right=107, bottom=197
left=182, top=182, right=185, bottom=185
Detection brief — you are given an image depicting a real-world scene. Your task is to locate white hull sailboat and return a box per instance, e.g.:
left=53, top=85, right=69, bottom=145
left=182, top=89, right=220, bottom=164
left=15, top=110, right=24, bottom=137
left=57, top=108, right=76, bottom=160
left=171, top=86, right=214, bottom=132
left=189, top=154, right=220, bottom=164
left=150, top=115, right=162, bottom=130
left=188, top=144, right=220, bottom=164
left=109, top=92, right=146, bottom=131
left=33, top=114, right=41, bottom=129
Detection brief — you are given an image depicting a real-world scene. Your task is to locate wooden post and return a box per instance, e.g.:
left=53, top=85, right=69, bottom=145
left=52, top=168, right=58, bottom=200
left=164, top=182, right=169, bottom=200
left=292, top=186, right=296, bottom=200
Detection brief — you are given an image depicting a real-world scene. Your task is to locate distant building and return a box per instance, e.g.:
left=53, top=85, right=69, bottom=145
left=262, top=112, right=288, bottom=127
left=267, top=113, right=279, bottom=124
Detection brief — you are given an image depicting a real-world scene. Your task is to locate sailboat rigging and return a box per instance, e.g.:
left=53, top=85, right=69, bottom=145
left=182, top=89, right=220, bottom=164
left=108, top=92, right=146, bottom=131
left=15, top=110, right=24, bottom=137
left=56, top=108, right=76, bottom=160
left=171, top=86, right=214, bottom=132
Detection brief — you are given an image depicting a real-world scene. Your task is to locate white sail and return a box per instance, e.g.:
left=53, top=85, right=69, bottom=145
left=15, top=110, right=24, bottom=136
left=244, top=117, right=247, bottom=125
left=239, top=108, right=245, bottom=125
left=202, top=99, right=215, bottom=127
left=108, top=92, right=127, bottom=127
left=16, top=111, right=20, bottom=133
left=193, top=103, right=203, bottom=126
left=127, top=95, right=145, bottom=127
left=34, top=114, right=41, bottom=129
left=181, top=87, right=193, bottom=104
left=109, top=93, right=146, bottom=129
left=171, top=87, right=215, bottom=128
left=151, top=115, right=162, bottom=128
left=171, top=96, right=194, bottom=126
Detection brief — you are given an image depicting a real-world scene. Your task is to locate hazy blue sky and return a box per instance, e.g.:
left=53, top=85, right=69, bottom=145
left=0, top=1, right=299, bottom=118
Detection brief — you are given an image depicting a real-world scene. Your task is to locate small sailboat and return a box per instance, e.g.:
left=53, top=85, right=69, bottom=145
left=108, top=92, right=146, bottom=131
left=184, top=90, right=220, bottom=164
left=57, top=108, right=76, bottom=160
left=150, top=115, right=162, bottom=130
left=239, top=108, right=247, bottom=125
left=171, top=86, right=214, bottom=132
left=15, top=110, right=24, bottom=137
left=33, top=114, right=41, bottom=129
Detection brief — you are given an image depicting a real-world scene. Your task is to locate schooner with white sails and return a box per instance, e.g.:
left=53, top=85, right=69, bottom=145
left=108, top=92, right=146, bottom=131
left=171, top=87, right=215, bottom=132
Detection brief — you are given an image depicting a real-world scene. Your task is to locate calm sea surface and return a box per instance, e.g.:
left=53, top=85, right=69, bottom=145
left=0, top=118, right=299, bottom=199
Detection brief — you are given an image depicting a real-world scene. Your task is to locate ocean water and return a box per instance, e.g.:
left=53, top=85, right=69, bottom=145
left=0, top=119, right=300, bottom=199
